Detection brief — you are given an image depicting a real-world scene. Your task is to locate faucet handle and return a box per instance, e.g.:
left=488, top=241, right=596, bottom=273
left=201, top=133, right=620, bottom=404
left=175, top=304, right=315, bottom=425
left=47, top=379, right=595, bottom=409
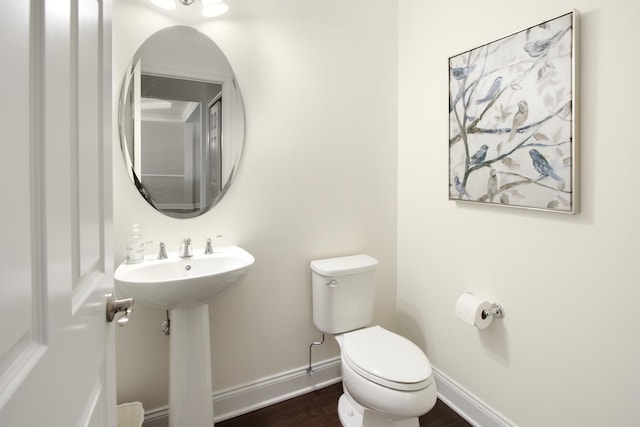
left=158, top=242, right=168, bottom=259
left=145, top=240, right=168, bottom=260
left=178, top=237, right=193, bottom=258
left=204, top=238, right=213, bottom=254
left=204, top=235, right=223, bottom=254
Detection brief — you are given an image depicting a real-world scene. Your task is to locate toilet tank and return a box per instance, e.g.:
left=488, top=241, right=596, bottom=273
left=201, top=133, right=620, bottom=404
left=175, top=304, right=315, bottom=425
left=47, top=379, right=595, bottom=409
left=310, top=254, right=378, bottom=334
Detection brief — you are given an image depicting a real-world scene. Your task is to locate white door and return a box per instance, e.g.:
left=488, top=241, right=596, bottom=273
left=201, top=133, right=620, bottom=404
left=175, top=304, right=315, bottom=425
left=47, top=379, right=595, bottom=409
left=0, top=0, right=117, bottom=426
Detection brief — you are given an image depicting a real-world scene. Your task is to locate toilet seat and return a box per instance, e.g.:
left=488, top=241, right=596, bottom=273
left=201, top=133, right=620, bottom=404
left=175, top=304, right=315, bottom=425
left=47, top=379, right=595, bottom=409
left=341, top=326, right=433, bottom=392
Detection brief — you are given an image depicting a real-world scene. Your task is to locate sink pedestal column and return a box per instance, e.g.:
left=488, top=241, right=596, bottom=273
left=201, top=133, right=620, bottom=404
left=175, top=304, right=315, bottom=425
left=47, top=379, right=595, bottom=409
left=169, top=304, right=214, bottom=427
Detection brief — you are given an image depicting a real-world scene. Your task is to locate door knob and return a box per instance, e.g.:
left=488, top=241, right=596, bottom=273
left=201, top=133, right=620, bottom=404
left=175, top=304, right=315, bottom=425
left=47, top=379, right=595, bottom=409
left=106, top=293, right=134, bottom=326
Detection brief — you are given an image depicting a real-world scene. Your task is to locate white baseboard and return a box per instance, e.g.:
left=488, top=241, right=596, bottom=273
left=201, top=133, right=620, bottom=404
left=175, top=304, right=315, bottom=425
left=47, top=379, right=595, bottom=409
left=432, top=366, right=516, bottom=427
left=213, top=356, right=342, bottom=422
left=142, top=357, right=342, bottom=427
left=142, top=360, right=515, bottom=427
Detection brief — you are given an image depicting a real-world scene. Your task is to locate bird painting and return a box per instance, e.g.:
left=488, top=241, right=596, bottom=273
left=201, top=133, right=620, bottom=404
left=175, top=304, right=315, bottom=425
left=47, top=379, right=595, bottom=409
left=524, top=28, right=567, bottom=58
left=529, top=149, right=563, bottom=182
left=454, top=177, right=470, bottom=199
left=448, top=12, right=574, bottom=212
left=508, top=100, right=528, bottom=141
left=469, top=145, right=489, bottom=166
left=524, top=38, right=554, bottom=58
left=476, top=77, right=502, bottom=104
left=451, top=65, right=475, bottom=80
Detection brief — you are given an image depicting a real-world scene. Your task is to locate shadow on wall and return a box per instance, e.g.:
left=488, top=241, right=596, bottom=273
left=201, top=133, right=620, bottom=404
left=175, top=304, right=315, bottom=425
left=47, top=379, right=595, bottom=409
left=397, top=309, right=511, bottom=369
left=396, top=310, right=432, bottom=354
left=478, top=319, right=510, bottom=368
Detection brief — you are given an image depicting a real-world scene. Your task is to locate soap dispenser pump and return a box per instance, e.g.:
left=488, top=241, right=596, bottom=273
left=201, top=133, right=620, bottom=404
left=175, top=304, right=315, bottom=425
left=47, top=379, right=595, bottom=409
left=125, top=224, right=144, bottom=264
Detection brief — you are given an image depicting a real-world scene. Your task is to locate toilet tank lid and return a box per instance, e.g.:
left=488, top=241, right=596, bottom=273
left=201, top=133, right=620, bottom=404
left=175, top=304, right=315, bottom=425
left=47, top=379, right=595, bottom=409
left=310, top=254, right=378, bottom=276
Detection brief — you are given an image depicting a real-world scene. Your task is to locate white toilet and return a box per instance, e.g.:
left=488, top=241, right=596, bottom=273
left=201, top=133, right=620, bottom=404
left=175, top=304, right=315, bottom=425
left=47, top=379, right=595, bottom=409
left=310, top=254, right=437, bottom=427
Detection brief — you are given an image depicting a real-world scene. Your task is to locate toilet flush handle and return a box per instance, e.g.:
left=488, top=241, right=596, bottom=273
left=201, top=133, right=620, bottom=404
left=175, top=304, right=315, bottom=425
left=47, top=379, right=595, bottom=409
left=326, top=280, right=338, bottom=288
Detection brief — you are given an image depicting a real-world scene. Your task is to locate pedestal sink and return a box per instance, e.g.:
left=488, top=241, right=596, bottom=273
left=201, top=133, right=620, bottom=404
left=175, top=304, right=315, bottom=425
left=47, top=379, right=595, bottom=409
left=115, top=246, right=255, bottom=427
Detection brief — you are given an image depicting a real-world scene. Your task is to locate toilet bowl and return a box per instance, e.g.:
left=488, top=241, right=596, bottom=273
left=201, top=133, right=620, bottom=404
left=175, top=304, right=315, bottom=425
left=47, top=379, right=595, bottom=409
left=336, top=326, right=437, bottom=427
left=310, top=255, right=437, bottom=427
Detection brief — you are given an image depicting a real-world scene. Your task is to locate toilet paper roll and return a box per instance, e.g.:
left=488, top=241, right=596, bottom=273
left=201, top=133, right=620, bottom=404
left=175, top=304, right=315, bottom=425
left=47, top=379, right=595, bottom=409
left=455, top=293, right=494, bottom=329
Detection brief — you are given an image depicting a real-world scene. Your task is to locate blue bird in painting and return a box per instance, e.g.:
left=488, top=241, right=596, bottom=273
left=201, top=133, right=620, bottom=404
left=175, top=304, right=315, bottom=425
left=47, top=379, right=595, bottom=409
left=476, top=77, right=502, bottom=104
left=469, top=145, right=489, bottom=166
left=451, top=65, right=475, bottom=80
left=524, top=28, right=568, bottom=58
left=524, top=38, right=554, bottom=57
left=454, top=176, right=469, bottom=198
left=529, top=149, right=563, bottom=182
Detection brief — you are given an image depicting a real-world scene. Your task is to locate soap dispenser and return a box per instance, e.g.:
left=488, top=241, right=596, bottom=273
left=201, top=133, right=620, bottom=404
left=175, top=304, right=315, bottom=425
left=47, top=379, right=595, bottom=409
left=125, top=224, right=144, bottom=264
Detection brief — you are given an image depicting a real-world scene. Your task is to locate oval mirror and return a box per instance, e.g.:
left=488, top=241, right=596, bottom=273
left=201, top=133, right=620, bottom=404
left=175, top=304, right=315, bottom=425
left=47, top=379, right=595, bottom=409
left=118, top=26, right=245, bottom=218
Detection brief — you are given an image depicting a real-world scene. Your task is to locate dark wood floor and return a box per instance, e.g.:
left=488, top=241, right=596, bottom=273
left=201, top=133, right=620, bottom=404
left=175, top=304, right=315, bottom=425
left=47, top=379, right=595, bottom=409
left=217, top=382, right=471, bottom=427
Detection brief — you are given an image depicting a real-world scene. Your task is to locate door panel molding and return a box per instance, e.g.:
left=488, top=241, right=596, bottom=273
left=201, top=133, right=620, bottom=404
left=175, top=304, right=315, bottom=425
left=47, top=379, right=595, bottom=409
left=0, top=0, right=49, bottom=410
left=0, top=0, right=115, bottom=424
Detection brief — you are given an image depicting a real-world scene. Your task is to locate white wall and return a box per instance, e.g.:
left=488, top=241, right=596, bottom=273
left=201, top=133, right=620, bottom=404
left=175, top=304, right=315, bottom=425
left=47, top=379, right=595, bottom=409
left=398, top=1, right=640, bottom=426
left=113, top=0, right=398, bottom=412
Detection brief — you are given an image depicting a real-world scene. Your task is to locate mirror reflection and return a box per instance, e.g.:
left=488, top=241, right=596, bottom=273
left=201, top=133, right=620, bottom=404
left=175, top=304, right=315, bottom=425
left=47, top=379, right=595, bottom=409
left=119, top=26, right=245, bottom=218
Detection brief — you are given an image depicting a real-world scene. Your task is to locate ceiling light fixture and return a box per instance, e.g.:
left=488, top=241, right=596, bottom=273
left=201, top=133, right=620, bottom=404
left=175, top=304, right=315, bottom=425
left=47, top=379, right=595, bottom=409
left=149, top=0, right=229, bottom=17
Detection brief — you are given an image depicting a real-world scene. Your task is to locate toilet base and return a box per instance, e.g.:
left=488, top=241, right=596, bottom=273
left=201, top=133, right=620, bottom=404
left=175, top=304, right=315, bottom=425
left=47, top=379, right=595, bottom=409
left=338, top=391, right=419, bottom=427
left=338, top=393, right=362, bottom=427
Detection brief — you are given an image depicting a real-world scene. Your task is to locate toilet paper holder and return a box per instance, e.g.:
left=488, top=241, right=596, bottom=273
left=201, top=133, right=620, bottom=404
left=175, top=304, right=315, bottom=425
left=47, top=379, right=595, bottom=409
left=481, top=303, right=505, bottom=320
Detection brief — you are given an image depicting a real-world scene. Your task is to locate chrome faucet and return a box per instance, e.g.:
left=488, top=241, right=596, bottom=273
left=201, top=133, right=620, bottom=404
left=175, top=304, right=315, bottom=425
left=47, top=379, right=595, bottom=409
left=204, top=237, right=214, bottom=255
left=146, top=241, right=168, bottom=260
left=204, top=235, right=223, bottom=255
left=178, top=237, right=193, bottom=258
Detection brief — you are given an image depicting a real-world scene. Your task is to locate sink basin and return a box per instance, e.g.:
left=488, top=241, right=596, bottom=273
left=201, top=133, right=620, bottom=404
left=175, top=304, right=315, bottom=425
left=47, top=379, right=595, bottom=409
left=115, top=246, right=254, bottom=309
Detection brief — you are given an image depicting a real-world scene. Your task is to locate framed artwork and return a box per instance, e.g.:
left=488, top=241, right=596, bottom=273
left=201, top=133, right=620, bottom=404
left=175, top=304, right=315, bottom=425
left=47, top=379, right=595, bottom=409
left=209, top=97, right=221, bottom=147
left=208, top=96, right=222, bottom=195
left=449, top=11, right=577, bottom=213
